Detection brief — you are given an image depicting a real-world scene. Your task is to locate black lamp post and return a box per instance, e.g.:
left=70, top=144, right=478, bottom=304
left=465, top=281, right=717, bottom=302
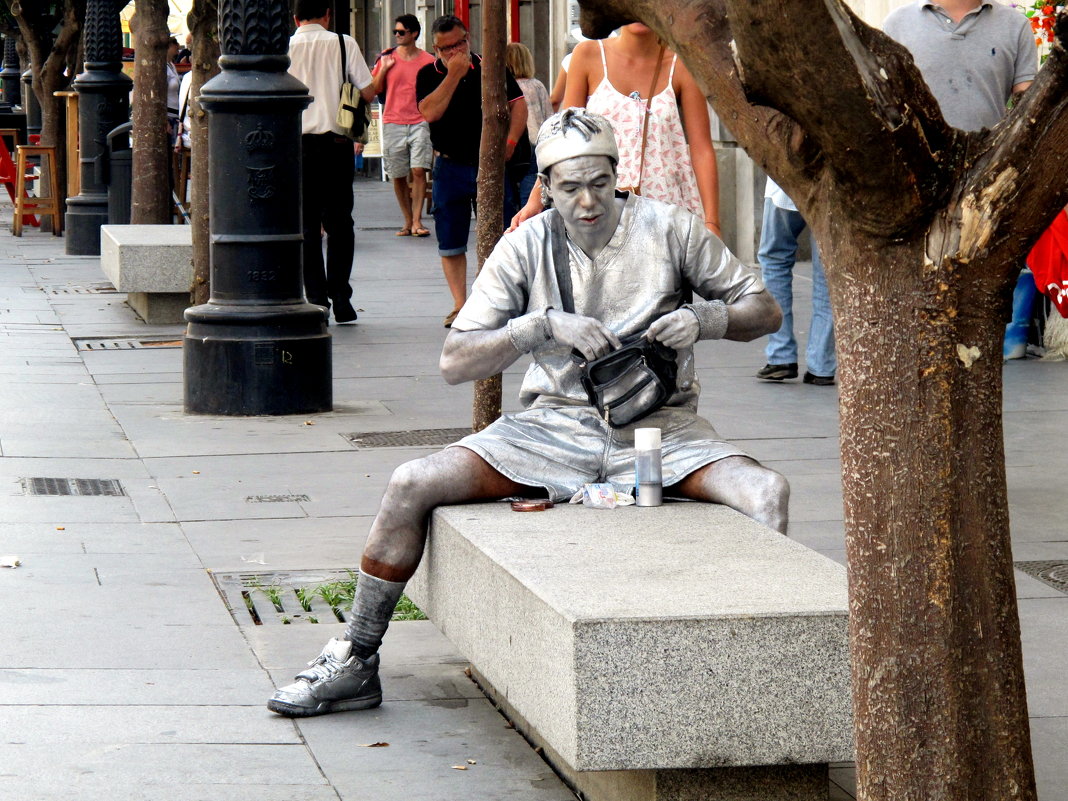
left=182, top=0, right=332, bottom=415
left=20, top=69, right=40, bottom=140
left=65, top=0, right=132, bottom=255
left=1, top=37, right=21, bottom=107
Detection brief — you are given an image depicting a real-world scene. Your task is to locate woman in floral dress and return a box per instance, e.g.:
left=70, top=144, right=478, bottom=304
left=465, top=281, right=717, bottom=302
left=512, top=23, right=720, bottom=236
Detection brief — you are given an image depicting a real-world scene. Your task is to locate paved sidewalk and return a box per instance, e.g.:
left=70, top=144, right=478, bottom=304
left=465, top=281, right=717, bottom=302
left=0, top=179, right=1065, bottom=800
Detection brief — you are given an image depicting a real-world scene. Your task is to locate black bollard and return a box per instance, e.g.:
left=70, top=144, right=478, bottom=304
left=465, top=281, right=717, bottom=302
left=20, top=69, right=40, bottom=140
left=1, top=37, right=21, bottom=108
left=65, top=0, right=132, bottom=255
left=182, top=0, right=332, bottom=416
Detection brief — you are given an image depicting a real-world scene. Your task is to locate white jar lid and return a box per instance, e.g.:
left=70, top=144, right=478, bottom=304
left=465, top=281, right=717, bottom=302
left=634, top=427, right=661, bottom=450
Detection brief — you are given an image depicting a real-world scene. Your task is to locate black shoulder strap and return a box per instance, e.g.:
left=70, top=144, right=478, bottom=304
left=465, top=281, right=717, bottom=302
left=337, top=32, right=347, bottom=86
left=549, top=210, right=574, bottom=314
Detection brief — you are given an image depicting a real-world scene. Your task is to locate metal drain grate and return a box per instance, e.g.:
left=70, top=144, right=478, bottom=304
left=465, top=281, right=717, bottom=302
left=23, top=477, right=125, bottom=497
left=74, top=337, right=183, bottom=351
left=345, top=428, right=471, bottom=448
left=211, top=569, right=425, bottom=627
left=246, top=494, right=311, bottom=503
left=1015, top=561, right=1068, bottom=594
left=43, top=283, right=117, bottom=295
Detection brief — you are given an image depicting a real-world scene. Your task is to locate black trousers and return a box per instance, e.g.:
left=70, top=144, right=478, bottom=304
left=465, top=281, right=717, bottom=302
left=301, top=133, right=355, bottom=307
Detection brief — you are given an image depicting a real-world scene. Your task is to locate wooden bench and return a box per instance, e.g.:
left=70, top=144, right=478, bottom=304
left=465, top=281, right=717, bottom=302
left=407, top=502, right=853, bottom=801
left=100, top=224, right=192, bottom=324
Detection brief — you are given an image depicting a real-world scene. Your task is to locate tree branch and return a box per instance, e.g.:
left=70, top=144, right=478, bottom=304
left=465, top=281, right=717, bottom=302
left=955, top=16, right=1068, bottom=277
left=725, top=0, right=961, bottom=236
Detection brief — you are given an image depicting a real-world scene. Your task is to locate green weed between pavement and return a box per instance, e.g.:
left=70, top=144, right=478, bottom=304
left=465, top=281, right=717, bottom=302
left=247, top=571, right=426, bottom=624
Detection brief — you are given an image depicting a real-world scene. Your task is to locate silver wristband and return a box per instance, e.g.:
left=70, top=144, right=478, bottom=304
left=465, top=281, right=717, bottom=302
left=683, top=300, right=729, bottom=340
left=507, top=308, right=554, bottom=353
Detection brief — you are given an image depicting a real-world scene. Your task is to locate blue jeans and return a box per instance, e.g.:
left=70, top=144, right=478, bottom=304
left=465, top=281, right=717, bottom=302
left=757, top=199, right=836, bottom=376
left=432, top=155, right=521, bottom=257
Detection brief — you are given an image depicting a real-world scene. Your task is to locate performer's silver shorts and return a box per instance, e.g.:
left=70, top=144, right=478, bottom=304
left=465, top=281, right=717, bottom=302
left=382, top=121, right=433, bottom=179
left=449, top=405, right=748, bottom=502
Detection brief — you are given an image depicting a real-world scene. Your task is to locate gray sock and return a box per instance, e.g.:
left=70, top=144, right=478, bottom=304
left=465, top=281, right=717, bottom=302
left=344, top=571, right=407, bottom=659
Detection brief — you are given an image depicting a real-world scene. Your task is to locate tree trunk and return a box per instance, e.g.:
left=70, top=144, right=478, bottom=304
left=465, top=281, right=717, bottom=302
left=572, top=0, right=1068, bottom=797
left=129, top=0, right=171, bottom=224
left=472, top=0, right=507, bottom=432
left=187, top=0, right=219, bottom=305
left=8, top=0, right=83, bottom=211
left=827, top=230, right=1035, bottom=800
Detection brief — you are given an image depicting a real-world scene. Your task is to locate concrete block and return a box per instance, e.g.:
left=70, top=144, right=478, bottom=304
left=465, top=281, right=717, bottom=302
left=100, top=225, right=192, bottom=323
left=127, top=290, right=190, bottom=324
left=407, top=502, right=853, bottom=774
left=716, top=143, right=764, bottom=265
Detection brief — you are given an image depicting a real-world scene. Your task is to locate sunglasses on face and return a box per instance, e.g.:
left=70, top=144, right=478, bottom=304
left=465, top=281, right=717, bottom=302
left=393, top=29, right=411, bottom=35
left=436, top=38, right=468, bottom=54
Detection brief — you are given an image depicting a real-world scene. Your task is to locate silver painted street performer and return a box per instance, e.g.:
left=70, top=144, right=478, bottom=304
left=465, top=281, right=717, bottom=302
left=268, top=109, right=788, bottom=718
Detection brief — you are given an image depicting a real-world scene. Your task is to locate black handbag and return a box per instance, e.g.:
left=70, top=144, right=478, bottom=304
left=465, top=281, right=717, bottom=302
left=550, top=211, right=678, bottom=428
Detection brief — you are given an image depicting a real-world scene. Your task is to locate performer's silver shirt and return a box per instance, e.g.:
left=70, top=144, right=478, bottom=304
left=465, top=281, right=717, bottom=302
left=453, top=193, right=765, bottom=412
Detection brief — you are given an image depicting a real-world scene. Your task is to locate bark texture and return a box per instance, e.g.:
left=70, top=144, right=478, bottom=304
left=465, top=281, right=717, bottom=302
left=472, top=0, right=508, bottom=432
left=6, top=0, right=84, bottom=207
left=574, top=0, right=1068, bottom=798
left=187, top=0, right=220, bottom=305
left=129, top=0, right=171, bottom=224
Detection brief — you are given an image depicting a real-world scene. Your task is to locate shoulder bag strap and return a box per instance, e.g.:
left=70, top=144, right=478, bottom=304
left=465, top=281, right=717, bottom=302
left=549, top=209, right=574, bottom=315
left=337, top=32, right=347, bottom=87
left=634, top=45, right=665, bottom=195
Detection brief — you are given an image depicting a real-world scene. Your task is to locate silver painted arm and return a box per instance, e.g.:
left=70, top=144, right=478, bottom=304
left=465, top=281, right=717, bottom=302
left=723, top=290, right=782, bottom=342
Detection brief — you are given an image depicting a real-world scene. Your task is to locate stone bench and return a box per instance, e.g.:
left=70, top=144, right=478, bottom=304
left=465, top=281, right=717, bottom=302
left=406, top=502, right=853, bottom=801
left=100, top=224, right=192, bottom=324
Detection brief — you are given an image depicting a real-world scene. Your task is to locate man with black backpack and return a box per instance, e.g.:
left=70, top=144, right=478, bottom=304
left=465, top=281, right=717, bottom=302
left=288, top=0, right=375, bottom=323
left=371, top=14, right=436, bottom=238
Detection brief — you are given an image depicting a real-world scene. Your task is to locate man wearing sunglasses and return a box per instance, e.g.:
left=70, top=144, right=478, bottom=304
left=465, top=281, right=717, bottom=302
left=415, top=15, right=530, bottom=328
left=372, top=15, right=436, bottom=238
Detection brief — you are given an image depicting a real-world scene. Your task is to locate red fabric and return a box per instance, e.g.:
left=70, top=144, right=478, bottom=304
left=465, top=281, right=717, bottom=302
left=1029, top=210, right=1068, bottom=318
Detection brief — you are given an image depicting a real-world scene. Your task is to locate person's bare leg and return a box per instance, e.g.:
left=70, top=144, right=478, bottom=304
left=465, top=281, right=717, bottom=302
left=349, top=446, right=529, bottom=656
left=269, top=447, right=532, bottom=717
left=410, top=168, right=428, bottom=231
left=361, top=446, right=528, bottom=581
left=392, top=175, right=413, bottom=232
left=441, top=253, right=467, bottom=313
left=674, top=456, right=790, bottom=534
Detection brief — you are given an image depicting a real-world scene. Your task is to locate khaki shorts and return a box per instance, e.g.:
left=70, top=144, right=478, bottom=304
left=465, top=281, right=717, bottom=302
left=382, top=121, right=433, bottom=179
left=449, top=405, right=747, bottom=502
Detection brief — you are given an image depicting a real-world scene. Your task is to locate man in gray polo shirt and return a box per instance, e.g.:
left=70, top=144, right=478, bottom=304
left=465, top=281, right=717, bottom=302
left=884, top=0, right=1036, bottom=132
left=886, top=0, right=1038, bottom=358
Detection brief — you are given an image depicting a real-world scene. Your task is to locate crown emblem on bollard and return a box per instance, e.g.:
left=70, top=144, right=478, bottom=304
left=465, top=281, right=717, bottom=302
left=244, top=125, right=275, bottom=152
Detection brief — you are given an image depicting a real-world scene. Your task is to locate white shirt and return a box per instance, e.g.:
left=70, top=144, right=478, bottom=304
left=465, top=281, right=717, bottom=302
left=764, top=178, right=797, bottom=212
left=177, top=70, right=193, bottom=148
left=288, top=23, right=374, bottom=136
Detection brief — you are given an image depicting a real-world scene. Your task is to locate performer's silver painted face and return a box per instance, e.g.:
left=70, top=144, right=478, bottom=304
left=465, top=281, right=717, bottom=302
left=544, top=155, right=619, bottom=243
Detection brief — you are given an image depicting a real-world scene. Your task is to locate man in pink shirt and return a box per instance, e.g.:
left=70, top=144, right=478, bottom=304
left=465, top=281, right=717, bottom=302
left=372, top=15, right=436, bottom=237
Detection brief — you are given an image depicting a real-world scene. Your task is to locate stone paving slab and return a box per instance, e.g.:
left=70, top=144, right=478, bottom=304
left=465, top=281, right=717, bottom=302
left=0, top=743, right=328, bottom=787
left=0, top=521, right=190, bottom=554
left=298, top=699, right=575, bottom=801
left=180, top=516, right=371, bottom=571
left=1019, top=597, right=1068, bottom=718
left=0, top=624, right=260, bottom=670
left=2, top=705, right=301, bottom=744
left=0, top=785, right=341, bottom=801
left=0, top=668, right=276, bottom=706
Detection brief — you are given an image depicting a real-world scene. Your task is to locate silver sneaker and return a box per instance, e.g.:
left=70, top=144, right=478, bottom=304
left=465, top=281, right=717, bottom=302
left=267, top=637, right=382, bottom=717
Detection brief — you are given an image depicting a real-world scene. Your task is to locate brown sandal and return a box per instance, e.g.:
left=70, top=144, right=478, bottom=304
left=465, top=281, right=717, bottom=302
left=395, top=228, right=412, bottom=236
